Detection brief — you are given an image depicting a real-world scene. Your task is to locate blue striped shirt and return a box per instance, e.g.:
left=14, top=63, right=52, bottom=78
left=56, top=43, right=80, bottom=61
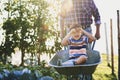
left=68, top=35, right=88, bottom=58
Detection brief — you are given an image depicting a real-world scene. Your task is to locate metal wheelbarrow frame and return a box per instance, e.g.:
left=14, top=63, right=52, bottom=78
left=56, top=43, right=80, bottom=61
left=49, top=49, right=101, bottom=80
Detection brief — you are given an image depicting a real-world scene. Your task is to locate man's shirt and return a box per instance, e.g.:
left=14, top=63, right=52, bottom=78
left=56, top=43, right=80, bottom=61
left=61, top=0, right=101, bottom=26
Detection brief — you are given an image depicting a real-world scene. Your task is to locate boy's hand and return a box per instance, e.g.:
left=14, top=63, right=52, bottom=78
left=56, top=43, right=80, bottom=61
left=69, top=27, right=83, bottom=35
left=68, top=28, right=76, bottom=35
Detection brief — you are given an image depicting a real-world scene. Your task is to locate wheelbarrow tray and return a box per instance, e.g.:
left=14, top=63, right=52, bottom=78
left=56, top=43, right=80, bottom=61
left=49, top=50, right=101, bottom=75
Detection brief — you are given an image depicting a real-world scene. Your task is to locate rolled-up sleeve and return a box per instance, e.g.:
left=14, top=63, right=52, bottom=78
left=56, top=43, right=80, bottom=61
left=91, top=0, right=101, bottom=25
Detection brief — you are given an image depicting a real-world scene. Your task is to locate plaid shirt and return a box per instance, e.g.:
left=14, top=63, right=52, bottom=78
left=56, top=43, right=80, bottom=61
left=61, top=0, right=101, bottom=26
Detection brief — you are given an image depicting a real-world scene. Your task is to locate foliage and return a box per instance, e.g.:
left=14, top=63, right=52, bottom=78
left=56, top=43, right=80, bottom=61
left=0, top=0, right=63, bottom=65
left=0, top=60, right=67, bottom=80
left=0, top=19, right=20, bottom=64
left=0, top=54, right=118, bottom=80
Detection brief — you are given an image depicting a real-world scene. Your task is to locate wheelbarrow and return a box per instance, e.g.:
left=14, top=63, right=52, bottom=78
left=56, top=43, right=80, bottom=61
left=49, top=49, right=101, bottom=80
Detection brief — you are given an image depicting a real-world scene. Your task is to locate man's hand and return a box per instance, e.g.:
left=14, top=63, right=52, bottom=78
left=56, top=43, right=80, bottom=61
left=95, top=32, right=100, bottom=40
left=95, top=24, right=101, bottom=40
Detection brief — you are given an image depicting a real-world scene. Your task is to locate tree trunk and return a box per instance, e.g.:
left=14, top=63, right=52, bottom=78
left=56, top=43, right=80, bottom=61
left=20, top=47, right=25, bottom=66
left=3, top=54, right=7, bottom=65
left=37, top=52, right=41, bottom=65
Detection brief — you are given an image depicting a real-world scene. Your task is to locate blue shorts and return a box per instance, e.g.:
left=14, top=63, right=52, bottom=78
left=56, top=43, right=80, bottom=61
left=69, top=54, right=87, bottom=59
left=62, top=54, right=87, bottom=66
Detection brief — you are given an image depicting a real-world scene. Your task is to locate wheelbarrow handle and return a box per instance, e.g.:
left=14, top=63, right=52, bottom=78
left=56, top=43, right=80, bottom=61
left=92, top=40, right=96, bottom=50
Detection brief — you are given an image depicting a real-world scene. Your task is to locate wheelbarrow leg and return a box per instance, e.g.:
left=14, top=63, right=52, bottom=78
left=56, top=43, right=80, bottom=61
left=67, top=75, right=79, bottom=80
left=78, top=74, right=93, bottom=80
left=85, top=74, right=93, bottom=80
left=78, top=74, right=85, bottom=80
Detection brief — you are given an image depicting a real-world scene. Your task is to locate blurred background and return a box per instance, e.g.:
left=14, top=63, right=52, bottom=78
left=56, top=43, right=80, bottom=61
left=0, top=0, right=119, bottom=66
left=0, top=0, right=119, bottom=80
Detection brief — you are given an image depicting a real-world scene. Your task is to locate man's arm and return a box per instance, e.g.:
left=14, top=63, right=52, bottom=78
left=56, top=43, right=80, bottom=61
left=91, top=0, right=101, bottom=40
left=95, top=24, right=100, bottom=40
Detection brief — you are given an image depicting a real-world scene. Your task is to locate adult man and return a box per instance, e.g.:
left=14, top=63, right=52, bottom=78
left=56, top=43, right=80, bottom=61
left=60, top=0, right=101, bottom=41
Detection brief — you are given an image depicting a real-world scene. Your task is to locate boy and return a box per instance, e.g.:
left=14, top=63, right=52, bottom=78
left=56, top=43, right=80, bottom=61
left=61, top=24, right=96, bottom=65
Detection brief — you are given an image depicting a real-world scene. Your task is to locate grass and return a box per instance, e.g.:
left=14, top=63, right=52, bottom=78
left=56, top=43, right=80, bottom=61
left=93, top=54, right=118, bottom=80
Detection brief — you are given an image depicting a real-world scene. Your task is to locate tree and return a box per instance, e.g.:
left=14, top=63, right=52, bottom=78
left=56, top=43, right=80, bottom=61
left=1, top=0, right=36, bottom=65
left=0, top=0, right=62, bottom=66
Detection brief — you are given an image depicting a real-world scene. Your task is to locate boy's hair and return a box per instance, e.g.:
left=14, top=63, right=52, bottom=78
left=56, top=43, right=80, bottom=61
left=69, top=24, right=81, bottom=30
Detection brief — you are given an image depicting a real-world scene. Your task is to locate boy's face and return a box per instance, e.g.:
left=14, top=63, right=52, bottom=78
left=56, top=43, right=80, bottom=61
left=71, top=27, right=82, bottom=40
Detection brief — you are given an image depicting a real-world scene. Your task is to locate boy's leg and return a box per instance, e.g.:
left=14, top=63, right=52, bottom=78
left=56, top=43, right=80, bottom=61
left=74, top=55, right=87, bottom=65
left=62, top=59, right=74, bottom=66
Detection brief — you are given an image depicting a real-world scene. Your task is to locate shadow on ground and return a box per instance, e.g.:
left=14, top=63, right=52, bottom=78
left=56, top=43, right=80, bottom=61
left=104, top=74, right=117, bottom=80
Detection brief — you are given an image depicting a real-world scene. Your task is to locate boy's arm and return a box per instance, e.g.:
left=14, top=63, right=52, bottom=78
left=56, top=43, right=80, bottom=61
left=61, top=32, right=71, bottom=46
left=81, top=28, right=96, bottom=43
